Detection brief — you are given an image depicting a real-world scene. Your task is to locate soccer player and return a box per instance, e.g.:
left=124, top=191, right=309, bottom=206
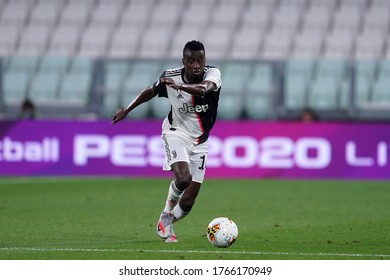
left=112, top=40, right=222, bottom=242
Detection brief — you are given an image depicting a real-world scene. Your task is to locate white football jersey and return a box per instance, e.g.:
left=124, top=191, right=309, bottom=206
left=153, top=66, right=222, bottom=144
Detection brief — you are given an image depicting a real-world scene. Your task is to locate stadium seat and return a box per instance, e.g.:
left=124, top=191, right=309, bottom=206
left=230, top=26, right=263, bottom=60
left=240, top=2, right=272, bottom=30
left=323, top=31, right=355, bottom=59
left=107, top=24, right=142, bottom=58
left=120, top=92, right=150, bottom=119
left=102, top=93, right=121, bottom=118
left=272, top=5, right=302, bottom=32
left=138, top=26, right=173, bottom=59
left=187, top=0, right=218, bottom=8
left=284, top=59, right=314, bottom=109
left=121, top=3, right=149, bottom=28
left=68, top=57, right=93, bottom=73
left=202, top=26, right=232, bottom=59
left=372, top=78, right=390, bottom=103
left=355, top=77, right=372, bottom=107
left=244, top=93, right=273, bottom=119
left=3, top=70, right=31, bottom=105
left=244, top=64, right=275, bottom=117
left=315, top=59, right=347, bottom=78
left=354, top=60, right=378, bottom=106
left=280, top=0, right=308, bottom=8
left=89, top=1, right=121, bottom=27
left=0, top=0, right=390, bottom=121
left=307, top=59, right=348, bottom=109
left=371, top=61, right=390, bottom=104
left=371, top=0, right=390, bottom=8
left=0, top=25, right=20, bottom=55
left=78, top=26, right=111, bottom=57
left=58, top=72, right=91, bottom=105
left=384, top=37, right=390, bottom=59
left=102, top=60, right=132, bottom=116
left=286, top=59, right=316, bottom=75
left=308, top=0, right=338, bottom=10
left=0, top=1, right=31, bottom=26
left=149, top=1, right=182, bottom=28
left=217, top=93, right=243, bottom=119
left=60, top=1, right=92, bottom=27
left=29, top=1, right=62, bottom=27
left=210, top=4, right=242, bottom=28
left=339, top=78, right=352, bottom=109
left=221, top=63, right=253, bottom=93
left=342, top=0, right=369, bottom=7
left=39, top=56, right=71, bottom=73
left=302, top=5, right=332, bottom=33
left=104, top=61, right=130, bottom=95
left=219, top=0, right=247, bottom=8
left=123, top=61, right=160, bottom=90
left=150, top=96, right=172, bottom=119
left=17, top=25, right=50, bottom=55
left=180, top=7, right=210, bottom=32
left=292, top=32, right=323, bottom=58
left=104, top=73, right=123, bottom=98
left=354, top=31, right=385, bottom=59
left=247, top=0, right=278, bottom=10
left=363, top=6, right=390, bottom=35
left=308, top=76, right=341, bottom=109
left=48, top=25, right=81, bottom=56
left=29, top=71, right=61, bottom=104
left=168, top=26, right=202, bottom=59
left=262, top=30, right=293, bottom=59
left=0, top=0, right=386, bottom=64
left=332, top=6, right=363, bottom=33
left=7, top=56, right=40, bottom=73
left=247, top=63, right=274, bottom=94
left=285, top=76, right=308, bottom=109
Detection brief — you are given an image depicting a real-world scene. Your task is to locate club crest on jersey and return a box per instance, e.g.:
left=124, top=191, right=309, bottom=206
left=179, top=103, right=209, bottom=114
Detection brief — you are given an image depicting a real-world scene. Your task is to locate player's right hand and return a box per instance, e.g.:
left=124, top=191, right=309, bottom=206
left=160, top=77, right=182, bottom=91
left=111, top=107, right=127, bottom=124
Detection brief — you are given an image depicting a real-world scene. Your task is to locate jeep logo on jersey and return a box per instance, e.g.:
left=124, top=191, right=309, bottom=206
left=179, top=103, right=209, bottom=114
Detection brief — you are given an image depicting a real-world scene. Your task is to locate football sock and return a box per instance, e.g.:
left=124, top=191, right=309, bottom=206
left=163, top=181, right=183, bottom=212
left=172, top=204, right=189, bottom=223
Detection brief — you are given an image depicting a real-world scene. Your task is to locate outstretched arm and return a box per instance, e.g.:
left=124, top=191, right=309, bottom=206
left=111, top=86, right=157, bottom=124
left=160, top=77, right=217, bottom=97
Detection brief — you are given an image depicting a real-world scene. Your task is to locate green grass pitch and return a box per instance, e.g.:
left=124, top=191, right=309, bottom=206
left=0, top=177, right=389, bottom=260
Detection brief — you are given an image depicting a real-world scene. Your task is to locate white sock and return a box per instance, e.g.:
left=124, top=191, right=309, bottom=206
left=163, top=181, right=183, bottom=212
left=172, top=204, right=189, bottom=223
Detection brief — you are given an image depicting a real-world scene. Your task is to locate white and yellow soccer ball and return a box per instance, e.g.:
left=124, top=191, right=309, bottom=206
left=207, top=217, right=238, bottom=247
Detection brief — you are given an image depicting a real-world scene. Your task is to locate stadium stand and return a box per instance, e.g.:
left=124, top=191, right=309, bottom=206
left=284, top=59, right=314, bottom=109
left=355, top=60, right=375, bottom=105
left=0, top=0, right=390, bottom=121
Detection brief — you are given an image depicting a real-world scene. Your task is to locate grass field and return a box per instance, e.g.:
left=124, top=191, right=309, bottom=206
left=0, top=177, right=389, bottom=260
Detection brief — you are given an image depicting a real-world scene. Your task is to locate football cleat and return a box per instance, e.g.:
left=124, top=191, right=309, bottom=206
left=164, top=234, right=178, bottom=243
left=156, top=211, right=175, bottom=239
left=163, top=224, right=177, bottom=242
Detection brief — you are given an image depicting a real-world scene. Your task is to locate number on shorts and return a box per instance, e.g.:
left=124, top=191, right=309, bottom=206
left=199, top=155, right=206, bottom=170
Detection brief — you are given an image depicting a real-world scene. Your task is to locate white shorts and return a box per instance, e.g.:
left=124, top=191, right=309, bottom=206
left=161, top=132, right=208, bottom=183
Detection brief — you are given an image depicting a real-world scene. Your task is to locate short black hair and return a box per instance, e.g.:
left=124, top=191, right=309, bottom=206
left=183, top=40, right=205, bottom=57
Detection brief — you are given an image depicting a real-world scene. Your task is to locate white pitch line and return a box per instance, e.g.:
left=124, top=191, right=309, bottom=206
left=0, top=247, right=389, bottom=258
left=0, top=177, right=116, bottom=185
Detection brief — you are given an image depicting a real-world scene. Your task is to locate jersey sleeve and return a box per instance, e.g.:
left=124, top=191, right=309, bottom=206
left=204, top=67, right=222, bottom=91
left=153, top=71, right=168, bottom=98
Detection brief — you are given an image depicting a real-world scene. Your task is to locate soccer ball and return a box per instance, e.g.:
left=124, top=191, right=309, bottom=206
left=207, top=217, right=238, bottom=247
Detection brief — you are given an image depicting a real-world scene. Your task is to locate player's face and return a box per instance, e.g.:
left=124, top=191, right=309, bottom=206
left=182, top=50, right=206, bottom=83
